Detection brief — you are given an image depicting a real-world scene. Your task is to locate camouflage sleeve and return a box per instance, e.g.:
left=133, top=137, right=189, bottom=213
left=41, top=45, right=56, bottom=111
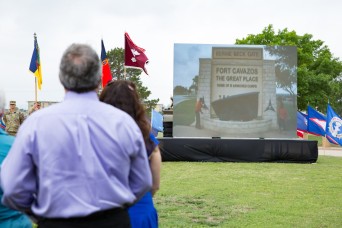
left=3, top=113, right=7, bottom=124
left=20, top=112, right=25, bottom=124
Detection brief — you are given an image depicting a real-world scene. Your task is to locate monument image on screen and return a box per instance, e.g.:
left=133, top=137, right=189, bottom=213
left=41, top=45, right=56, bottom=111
left=173, top=44, right=297, bottom=138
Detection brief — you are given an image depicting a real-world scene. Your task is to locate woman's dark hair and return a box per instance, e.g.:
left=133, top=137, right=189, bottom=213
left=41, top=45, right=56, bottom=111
left=99, top=80, right=151, bottom=145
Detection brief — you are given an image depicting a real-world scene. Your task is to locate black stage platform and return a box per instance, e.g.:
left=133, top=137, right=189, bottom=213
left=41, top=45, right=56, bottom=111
left=159, top=138, right=318, bottom=163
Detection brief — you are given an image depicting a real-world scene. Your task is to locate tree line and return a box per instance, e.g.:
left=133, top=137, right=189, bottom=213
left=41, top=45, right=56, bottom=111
left=236, top=24, right=342, bottom=115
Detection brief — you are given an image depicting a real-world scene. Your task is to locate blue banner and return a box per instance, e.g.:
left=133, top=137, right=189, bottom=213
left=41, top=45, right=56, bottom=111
left=297, top=111, right=307, bottom=132
left=307, top=106, right=326, bottom=136
left=151, top=110, right=163, bottom=136
left=325, top=104, right=342, bottom=146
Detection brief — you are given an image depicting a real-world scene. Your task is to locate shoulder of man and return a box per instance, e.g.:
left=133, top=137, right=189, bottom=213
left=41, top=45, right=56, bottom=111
left=19, top=111, right=25, bottom=119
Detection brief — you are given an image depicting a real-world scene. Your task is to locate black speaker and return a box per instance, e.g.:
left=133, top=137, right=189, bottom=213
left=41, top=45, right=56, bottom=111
left=163, top=121, right=173, bottom=137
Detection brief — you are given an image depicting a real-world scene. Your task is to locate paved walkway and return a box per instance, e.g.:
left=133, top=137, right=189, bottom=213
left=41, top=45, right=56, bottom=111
left=318, top=147, right=342, bottom=157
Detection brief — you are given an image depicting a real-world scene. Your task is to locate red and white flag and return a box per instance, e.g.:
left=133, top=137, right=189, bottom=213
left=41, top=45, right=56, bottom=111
left=124, top=32, right=149, bottom=75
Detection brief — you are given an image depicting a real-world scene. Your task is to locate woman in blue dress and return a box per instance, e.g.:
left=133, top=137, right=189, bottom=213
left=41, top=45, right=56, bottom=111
left=0, top=89, right=33, bottom=228
left=100, top=80, right=161, bottom=228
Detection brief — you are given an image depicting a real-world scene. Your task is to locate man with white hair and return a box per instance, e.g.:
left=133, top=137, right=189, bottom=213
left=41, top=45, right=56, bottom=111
left=0, top=89, right=32, bottom=227
left=1, top=44, right=152, bottom=228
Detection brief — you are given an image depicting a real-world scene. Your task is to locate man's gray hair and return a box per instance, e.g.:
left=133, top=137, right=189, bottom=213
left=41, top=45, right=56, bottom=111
left=59, top=44, right=101, bottom=93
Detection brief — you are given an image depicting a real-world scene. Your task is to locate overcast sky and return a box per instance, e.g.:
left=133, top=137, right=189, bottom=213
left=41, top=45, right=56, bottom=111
left=1, top=0, right=341, bottom=109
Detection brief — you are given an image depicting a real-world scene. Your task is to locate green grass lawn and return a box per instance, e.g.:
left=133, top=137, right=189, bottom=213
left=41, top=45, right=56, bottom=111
left=155, top=156, right=342, bottom=227
left=308, top=135, right=322, bottom=146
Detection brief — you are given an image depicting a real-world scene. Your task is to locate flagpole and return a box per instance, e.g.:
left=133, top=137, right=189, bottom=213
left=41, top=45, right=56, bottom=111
left=124, top=32, right=126, bottom=81
left=34, top=33, right=38, bottom=103
left=35, top=77, right=37, bottom=103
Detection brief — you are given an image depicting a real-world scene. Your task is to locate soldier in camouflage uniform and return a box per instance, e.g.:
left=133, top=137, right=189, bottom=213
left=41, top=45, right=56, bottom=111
left=3, top=101, right=25, bottom=136
left=28, top=101, right=41, bottom=115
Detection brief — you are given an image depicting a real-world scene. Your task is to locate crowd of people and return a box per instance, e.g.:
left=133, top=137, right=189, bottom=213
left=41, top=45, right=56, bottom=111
left=0, top=43, right=161, bottom=228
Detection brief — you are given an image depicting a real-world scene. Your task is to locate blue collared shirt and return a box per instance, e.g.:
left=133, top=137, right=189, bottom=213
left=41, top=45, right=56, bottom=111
left=1, top=91, right=152, bottom=218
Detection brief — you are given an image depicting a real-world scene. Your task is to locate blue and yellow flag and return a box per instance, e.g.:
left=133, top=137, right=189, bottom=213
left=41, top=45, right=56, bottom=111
left=29, top=33, right=42, bottom=90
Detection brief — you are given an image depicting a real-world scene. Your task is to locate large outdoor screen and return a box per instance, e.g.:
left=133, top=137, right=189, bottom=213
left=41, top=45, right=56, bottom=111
left=173, top=44, right=297, bottom=138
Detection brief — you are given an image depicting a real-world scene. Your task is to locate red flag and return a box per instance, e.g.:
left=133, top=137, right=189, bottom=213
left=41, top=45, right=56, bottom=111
left=124, top=32, right=149, bottom=75
left=297, top=130, right=304, bottom=138
left=101, top=39, right=112, bottom=87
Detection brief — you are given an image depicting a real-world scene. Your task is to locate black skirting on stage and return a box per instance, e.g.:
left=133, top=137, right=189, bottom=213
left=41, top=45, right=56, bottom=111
left=159, top=138, right=318, bottom=163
